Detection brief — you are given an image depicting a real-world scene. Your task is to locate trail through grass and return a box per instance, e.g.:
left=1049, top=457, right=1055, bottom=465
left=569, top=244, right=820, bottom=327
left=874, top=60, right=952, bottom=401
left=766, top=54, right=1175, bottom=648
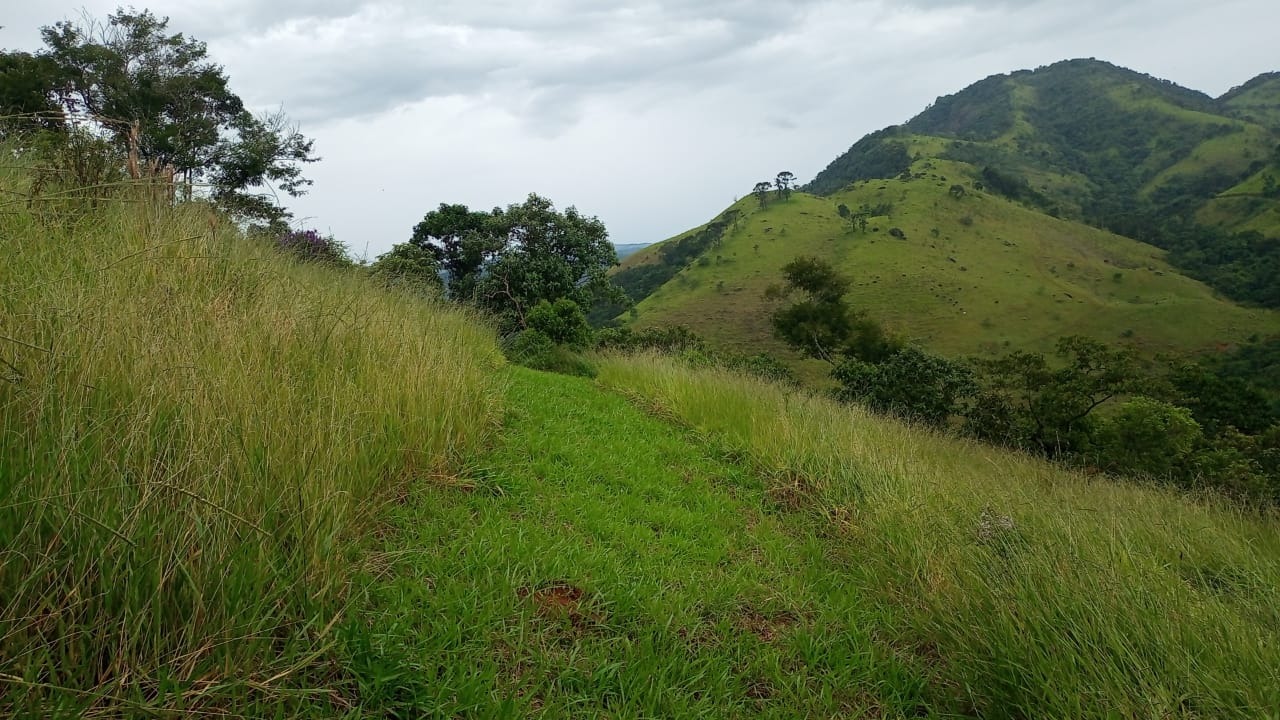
left=344, top=367, right=937, bottom=718
left=595, top=353, right=1280, bottom=719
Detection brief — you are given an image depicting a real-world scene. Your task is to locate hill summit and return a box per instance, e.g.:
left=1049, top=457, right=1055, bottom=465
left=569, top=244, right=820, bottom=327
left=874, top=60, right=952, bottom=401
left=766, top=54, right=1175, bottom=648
left=612, top=59, right=1280, bottom=373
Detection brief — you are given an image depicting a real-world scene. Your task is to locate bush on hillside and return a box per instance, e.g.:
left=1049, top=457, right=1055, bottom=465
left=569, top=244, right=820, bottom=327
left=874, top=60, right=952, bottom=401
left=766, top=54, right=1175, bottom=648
left=504, top=328, right=597, bottom=378
left=276, top=229, right=351, bottom=266
left=527, top=298, right=592, bottom=349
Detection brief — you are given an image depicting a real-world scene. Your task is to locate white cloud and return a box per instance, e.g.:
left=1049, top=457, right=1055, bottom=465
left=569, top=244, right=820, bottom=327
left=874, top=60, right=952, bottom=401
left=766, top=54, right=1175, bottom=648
left=2, top=0, right=1277, bottom=255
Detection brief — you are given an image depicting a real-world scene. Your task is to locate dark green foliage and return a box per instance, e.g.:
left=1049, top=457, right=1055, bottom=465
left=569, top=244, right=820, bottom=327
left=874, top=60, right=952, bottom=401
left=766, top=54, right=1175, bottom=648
left=1093, top=398, right=1202, bottom=480
left=369, top=243, right=443, bottom=294
left=806, top=128, right=913, bottom=194
left=834, top=348, right=975, bottom=427
left=40, top=10, right=245, bottom=177
left=768, top=257, right=900, bottom=364
left=1169, top=363, right=1276, bottom=435
left=979, top=166, right=1054, bottom=210
left=752, top=181, right=772, bottom=207
left=908, top=73, right=1016, bottom=141
left=973, top=337, right=1142, bottom=456
left=12, top=9, right=317, bottom=225
left=0, top=51, right=65, bottom=132
left=412, top=195, right=620, bottom=331
left=775, top=171, right=795, bottom=201
left=209, top=110, right=319, bottom=230
left=411, top=203, right=503, bottom=300
left=504, top=329, right=597, bottom=378
left=526, top=298, right=591, bottom=349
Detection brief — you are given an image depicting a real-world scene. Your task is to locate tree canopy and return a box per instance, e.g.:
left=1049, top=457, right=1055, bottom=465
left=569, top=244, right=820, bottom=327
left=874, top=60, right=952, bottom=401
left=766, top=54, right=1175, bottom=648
left=3, top=8, right=317, bottom=228
left=411, top=194, right=622, bottom=330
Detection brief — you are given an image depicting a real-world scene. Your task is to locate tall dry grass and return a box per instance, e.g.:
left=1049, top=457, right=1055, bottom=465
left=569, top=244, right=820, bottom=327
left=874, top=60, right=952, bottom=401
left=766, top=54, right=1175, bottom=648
left=0, top=154, right=504, bottom=715
left=597, top=352, right=1280, bottom=718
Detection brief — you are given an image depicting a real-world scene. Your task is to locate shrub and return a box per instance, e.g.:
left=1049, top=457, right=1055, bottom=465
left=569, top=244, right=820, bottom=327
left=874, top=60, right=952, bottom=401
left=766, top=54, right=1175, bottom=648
left=1094, top=397, right=1202, bottom=480
left=527, top=298, right=591, bottom=349
left=276, top=229, right=351, bottom=266
left=368, top=242, right=442, bottom=294
left=505, top=328, right=597, bottom=377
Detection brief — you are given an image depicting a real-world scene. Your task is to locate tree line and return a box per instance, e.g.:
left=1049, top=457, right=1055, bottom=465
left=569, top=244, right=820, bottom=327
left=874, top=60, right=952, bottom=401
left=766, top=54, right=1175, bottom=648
left=765, top=256, right=1280, bottom=503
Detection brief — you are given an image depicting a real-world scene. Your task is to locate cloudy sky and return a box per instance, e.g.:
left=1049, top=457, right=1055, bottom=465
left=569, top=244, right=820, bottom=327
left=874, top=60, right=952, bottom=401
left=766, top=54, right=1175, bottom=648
left=3, top=0, right=1277, bottom=257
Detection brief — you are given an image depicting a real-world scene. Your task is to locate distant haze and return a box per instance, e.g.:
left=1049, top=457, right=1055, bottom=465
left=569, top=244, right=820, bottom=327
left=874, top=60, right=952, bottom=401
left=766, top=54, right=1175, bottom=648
left=3, top=0, right=1277, bottom=256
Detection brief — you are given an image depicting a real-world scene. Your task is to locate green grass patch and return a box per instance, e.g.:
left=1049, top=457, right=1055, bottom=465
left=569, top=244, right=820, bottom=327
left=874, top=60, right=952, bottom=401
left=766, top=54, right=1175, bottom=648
left=341, top=368, right=937, bottom=717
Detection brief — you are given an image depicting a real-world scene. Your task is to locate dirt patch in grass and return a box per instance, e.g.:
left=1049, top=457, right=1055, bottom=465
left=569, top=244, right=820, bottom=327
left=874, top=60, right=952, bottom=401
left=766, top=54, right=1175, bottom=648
left=517, top=583, right=604, bottom=630
left=734, top=607, right=800, bottom=643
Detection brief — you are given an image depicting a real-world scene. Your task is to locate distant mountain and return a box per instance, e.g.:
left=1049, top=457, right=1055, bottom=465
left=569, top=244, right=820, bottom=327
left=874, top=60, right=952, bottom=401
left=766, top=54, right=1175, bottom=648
left=613, top=243, right=651, bottom=261
left=607, top=59, right=1280, bottom=377
left=805, top=59, right=1280, bottom=305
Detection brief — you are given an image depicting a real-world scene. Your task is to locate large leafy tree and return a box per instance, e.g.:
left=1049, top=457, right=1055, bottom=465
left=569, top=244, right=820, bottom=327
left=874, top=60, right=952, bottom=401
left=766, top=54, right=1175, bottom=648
left=411, top=194, right=622, bottom=330
left=0, top=51, right=65, bottom=132
left=40, top=9, right=244, bottom=180
left=24, top=8, right=317, bottom=225
left=974, top=337, right=1143, bottom=456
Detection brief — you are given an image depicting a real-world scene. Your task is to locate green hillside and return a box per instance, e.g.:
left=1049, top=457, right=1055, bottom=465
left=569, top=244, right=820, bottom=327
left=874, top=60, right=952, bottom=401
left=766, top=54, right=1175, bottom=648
left=613, top=59, right=1280, bottom=371
left=5, top=143, right=1280, bottom=718
left=1220, top=71, right=1280, bottom=129
left=618, top=176, right=1278, bottom=371
left=802, top=59, right=1280, bottom=304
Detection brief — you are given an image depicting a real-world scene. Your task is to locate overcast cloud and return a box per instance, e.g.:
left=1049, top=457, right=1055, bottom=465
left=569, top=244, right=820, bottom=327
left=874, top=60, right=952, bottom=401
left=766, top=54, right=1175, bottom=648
left=3, top=0, right=1277, bottom=256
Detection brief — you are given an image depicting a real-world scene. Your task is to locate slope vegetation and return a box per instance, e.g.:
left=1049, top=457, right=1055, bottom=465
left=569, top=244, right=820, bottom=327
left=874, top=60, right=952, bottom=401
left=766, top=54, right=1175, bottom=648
left=618, top=177, right=1278, bottom=366
left=0, top=159, right=504, bottom=715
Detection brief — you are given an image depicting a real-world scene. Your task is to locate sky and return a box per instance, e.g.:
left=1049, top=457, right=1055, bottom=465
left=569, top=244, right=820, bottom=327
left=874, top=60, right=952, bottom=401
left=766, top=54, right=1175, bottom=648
left=3, top=0, right=1278, bottom=258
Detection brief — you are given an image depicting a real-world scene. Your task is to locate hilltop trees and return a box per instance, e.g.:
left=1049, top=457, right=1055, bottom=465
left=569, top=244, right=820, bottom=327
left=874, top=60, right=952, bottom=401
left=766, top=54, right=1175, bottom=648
left=752, top=181, right=772, bottom=208
left=411, top=194, right=622, bottom=331
left=775, top=170, right=795, bottom=200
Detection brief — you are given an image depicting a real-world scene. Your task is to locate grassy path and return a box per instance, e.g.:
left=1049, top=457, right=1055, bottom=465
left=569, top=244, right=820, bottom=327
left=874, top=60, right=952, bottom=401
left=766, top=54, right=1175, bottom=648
left=343, top=368, right=934, bottom=718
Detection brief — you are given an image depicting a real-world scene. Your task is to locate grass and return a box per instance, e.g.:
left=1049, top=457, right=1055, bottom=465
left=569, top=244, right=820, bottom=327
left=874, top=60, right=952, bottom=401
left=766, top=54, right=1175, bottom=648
left=0, top=158, right=504, bottom=715
left=6, top=142, right=1280, bottom=718
left=341, top=367, right=937, bottom=717
left=621, top=181, right=1278, bottom=370
left=594, top=352, right=1280, bottom=717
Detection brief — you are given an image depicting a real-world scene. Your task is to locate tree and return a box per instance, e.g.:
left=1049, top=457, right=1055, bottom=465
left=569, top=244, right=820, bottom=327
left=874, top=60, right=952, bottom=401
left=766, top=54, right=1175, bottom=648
left=1094, top=398, right=1202, bottom=480
left=210, top=110, right=319, bottom=230
left=369, top=242, right=443, bottom=294
left=34, top=9, right=316, bottom=223
left=0, top=51, right=65, bottom=132
left=836, top=203, right=851, bottom=220
left=768, top=256, right=898, bottom=365
left=834, top=347, right=975, bottom=427
left=975, top=337, right=1142, bottom=456
left=410, top=203, right=504, bottom=300
left=411, top=194, right=622, bottom=331
left=775, top=171, right=795, bottom=201
left=526, top=298, right=591, bottom=348
left=41, top=10, right=244, bottom=181
left=752, top=181, right=772, bottom=208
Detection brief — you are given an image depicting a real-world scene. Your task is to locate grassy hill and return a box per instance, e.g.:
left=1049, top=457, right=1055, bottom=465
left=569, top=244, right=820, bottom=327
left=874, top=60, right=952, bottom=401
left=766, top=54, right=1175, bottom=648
left=617, top=177, right=1278, bottom=375
left=4, top=156, right=1280, bottom=718
left=612, top=59, right=1280, bottom=372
